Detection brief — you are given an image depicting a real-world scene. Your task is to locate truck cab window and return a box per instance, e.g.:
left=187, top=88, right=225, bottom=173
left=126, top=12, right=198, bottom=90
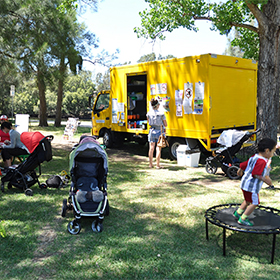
left=94, top=94, right=109, bottom=112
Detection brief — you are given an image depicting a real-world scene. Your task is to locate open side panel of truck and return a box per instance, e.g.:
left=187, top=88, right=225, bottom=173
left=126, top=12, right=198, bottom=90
left=126, top=74, right=147, bottom=129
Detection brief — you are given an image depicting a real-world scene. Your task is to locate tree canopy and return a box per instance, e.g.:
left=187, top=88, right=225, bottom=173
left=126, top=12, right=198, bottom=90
left=0, top=0, right=100, bottom=126
left=135, top=0, right=280, bottom=141
left=58, top=0, right=99, bottom=13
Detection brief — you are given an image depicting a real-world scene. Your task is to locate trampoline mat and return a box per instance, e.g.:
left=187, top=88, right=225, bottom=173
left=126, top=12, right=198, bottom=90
left=216, top=206, right=280, bottom=231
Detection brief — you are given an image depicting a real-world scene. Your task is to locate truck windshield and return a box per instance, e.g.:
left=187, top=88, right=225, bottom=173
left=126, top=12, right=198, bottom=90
left=94, top=93, right=109, bottom=112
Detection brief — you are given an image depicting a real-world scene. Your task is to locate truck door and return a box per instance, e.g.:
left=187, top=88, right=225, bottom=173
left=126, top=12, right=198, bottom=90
left=92, top=92, right=110, bottom=136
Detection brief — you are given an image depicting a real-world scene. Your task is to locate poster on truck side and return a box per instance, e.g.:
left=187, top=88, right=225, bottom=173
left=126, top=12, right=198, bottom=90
left=194, top=81, right=204, bottom=115
left=112, top=98, right=118, bottom=123
left=183, top=82, right=193, bottom=114
left=175, top=89, right=183, bottom=117
left=150, top=83, right=167, bottom=95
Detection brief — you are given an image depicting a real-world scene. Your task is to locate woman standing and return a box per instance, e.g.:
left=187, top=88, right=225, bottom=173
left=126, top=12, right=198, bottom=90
left=146, top=98, right=167, bottom=168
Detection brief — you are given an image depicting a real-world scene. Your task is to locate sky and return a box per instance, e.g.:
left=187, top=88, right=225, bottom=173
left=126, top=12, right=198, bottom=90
left=78, top=0, right=229, bottom=74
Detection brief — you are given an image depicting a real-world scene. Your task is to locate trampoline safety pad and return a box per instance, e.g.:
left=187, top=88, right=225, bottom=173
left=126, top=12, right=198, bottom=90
left=205, top=203, right=280, bottom=264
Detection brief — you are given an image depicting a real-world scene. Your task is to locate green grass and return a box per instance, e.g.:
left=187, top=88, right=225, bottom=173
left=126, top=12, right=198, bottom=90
left=1, top=125, right=280, bottom=279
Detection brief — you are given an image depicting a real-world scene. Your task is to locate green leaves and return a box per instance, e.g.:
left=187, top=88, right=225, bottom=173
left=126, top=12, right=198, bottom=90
left=232, top=27, right=259, bottom=60
left=0, top=221, right=7, bottom=238
left=57, top=0, right=78, bottom=12
left=62, top=71, right=95, bottom=117
left=135, top=0, right=207, bottom=40
left=135, top=0, right=260, bottom=60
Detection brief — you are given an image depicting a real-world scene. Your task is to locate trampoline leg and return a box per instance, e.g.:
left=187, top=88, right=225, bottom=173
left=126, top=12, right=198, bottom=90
left=205, top=219, right=209, bottom=240
left=271, top=234, right=276, bottom=264
left=223, top=228, right=226, bottom=256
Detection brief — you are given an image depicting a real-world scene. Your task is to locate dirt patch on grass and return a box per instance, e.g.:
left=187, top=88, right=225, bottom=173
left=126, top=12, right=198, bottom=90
left=50, top=138, right=241, bottom=189
left=196, top=174, right=240, bottom=187
left=33, top=225, right=57, bottom=263
left=51, top=136, right=78, bottom=151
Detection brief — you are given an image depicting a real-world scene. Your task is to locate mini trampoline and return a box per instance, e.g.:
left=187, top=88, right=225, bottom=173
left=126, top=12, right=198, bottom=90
left=205, top=203, right=280, bottom=264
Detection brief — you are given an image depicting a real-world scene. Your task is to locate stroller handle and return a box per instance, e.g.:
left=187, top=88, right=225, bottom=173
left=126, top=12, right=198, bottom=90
left=250, top=128, right=261, bottom=136
left=45, top=135, right=54, bottom=141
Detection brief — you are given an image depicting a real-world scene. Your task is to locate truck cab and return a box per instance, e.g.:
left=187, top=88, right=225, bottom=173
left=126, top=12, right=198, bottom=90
left=90, top=91, right=112, bottom=145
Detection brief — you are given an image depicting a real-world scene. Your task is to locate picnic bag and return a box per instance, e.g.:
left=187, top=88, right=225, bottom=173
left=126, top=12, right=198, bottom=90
left=157, top=126, right=169, bottom=148
left=46, top=175, right=63, bottom=188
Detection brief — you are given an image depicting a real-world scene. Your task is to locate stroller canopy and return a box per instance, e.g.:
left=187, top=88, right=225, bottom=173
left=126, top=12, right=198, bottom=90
left=217, top=129, right=248, bottom=147
left=69, top=138, right=108, bottom=175
left=21, top=131, right=45, bottom=153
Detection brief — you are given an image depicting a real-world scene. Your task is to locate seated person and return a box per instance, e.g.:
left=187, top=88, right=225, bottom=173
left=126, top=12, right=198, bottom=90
left=1, top=122, right=29, bottom=169
left=0, top=115, right=10, bottom=143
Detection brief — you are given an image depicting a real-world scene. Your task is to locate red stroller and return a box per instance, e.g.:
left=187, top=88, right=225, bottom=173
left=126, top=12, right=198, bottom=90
left=1, top=133, right=53, bottom=196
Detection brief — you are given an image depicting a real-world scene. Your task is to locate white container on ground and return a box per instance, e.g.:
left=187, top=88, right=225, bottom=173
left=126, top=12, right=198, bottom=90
left=15, top=114, right=30, bottom=134
left=177, top=145, right=200, bottom=167
left=177, top=145, right=188, bottom=166
left=185, top=152, right=201, bottom=167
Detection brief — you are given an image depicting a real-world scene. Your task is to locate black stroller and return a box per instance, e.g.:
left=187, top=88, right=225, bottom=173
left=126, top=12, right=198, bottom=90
left=205, top=129, right=260, bottom=179
left=61, top=136, right=109, bottom=234
left=1, top=135, right=53, bottom=196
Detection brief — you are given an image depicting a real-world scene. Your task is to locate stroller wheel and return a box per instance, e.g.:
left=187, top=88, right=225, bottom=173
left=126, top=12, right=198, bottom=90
left=67, top=220, right=81, bottom=235
left=61, top=199, right=67, bottom=217
left=7, top=182, right=12, bottom=189
left=25, top=188, right=33, bottom=196
left=1, top=183, right=4, bottom=193
left=92, top=221, right=103, bottom=233
left=227, top=165, right=240, bottom=180
left=205, top=157, right=218, bottom=174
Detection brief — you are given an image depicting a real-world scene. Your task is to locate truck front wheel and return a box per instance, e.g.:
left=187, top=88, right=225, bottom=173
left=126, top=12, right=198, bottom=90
left=168, top=138, right=185, bottom=160
left=103, top=129, right=113, bottom=148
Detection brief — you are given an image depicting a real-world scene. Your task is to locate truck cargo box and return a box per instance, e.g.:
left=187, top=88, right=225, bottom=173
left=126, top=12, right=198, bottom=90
left=90, top=54, right=257, bottom=159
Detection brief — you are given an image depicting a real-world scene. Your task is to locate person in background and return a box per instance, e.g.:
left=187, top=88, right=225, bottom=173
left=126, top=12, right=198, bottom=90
left=146, top=98, right=167, bottom=169
left=233, top=138, right=276, bottom=226
left=0, top=115, right=8, bottom=123
left=1, top=122, right=29, bottom=169
left=0, top=115, right=10, bottom=143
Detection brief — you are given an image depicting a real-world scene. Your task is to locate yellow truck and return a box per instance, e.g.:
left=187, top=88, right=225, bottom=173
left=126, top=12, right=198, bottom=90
left=90, top=54, right=257, bottom=159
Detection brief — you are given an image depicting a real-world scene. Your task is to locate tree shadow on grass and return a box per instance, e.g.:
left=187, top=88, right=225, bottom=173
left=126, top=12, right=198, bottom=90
left=60, top=202, right=280, bottom=279
left=58, top=204, right=236, bottom=279
left=211, top=227, right=280, bottom=265
left=1, top=185, right=280, bottom=279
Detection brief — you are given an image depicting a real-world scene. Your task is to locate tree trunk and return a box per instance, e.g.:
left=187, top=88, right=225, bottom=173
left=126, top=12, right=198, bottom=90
left=37, top=71, right=48, bottom=127
left=256, top=1, right=280, bottom=141
left=55, top=78, right=63, bottom=127
left=55, top=58, right=66, bottom=127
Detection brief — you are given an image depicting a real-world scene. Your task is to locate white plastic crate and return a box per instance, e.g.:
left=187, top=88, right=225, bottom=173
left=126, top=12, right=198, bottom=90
left=177, top=145, right=200, bottom=167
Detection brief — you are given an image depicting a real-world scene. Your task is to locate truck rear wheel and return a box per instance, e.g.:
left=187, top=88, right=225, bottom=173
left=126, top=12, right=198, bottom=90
left=168, top=138, right=185, bottom=160
left=103, top=129, right=113, bottom=148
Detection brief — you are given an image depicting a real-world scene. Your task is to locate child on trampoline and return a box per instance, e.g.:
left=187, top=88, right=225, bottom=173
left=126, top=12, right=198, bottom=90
left=233, top=138, right=277, bottom=226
